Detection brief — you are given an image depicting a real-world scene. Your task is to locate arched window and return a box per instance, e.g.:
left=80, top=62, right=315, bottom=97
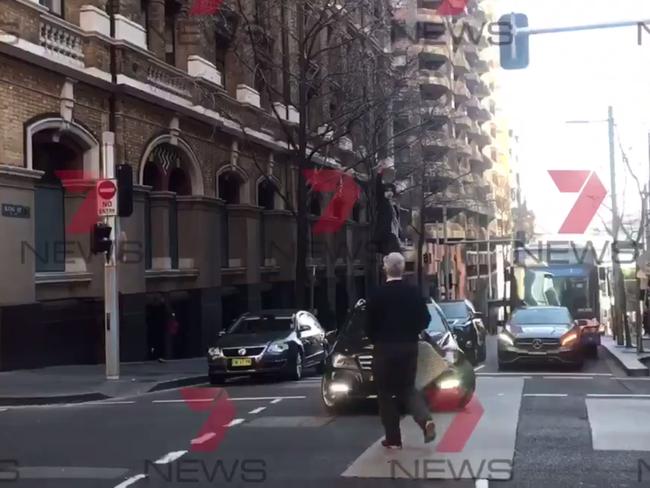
left=140, top=138, right=203, bottom=270
left=169, top=167, right=191, bottom=195
left=257, top=179, right=276, bottom=210
left=30, top=123, right=98, bottom=273
left=218, top=171, right=244, bottom=204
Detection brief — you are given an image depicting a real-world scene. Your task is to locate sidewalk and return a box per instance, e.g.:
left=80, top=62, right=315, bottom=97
left=0, top=358, right=207, bottom=406
left=601, top=336, right=650, bottom=377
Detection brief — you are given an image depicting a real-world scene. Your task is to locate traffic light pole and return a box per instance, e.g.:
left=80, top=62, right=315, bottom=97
left=102, top=131, right=120, bottom=380
left=520, top=18, right=650, bottom=37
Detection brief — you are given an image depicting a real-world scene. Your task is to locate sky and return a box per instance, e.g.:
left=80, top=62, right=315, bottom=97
left=490, top=0, right=650, bottom=243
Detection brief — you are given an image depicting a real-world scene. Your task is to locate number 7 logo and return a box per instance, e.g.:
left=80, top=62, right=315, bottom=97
left=548, top=170, right=607, bottom=235
left=303, top=169, right=361, bottom=235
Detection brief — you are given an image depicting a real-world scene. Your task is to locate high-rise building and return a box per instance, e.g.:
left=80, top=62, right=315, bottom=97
left=390, top=0, right=500, bottom=304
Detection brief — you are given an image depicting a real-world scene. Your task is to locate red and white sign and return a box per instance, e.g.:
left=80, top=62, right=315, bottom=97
left=97, top=179, right=118, bottom=217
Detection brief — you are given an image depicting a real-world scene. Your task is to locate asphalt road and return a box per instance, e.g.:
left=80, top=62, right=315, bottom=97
left=2, top=337, right=650, bottom=488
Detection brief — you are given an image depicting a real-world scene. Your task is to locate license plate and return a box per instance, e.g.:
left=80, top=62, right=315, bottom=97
left=527, top=352, right=547, bottom=356
left=230, top=358, right=252, bottom=367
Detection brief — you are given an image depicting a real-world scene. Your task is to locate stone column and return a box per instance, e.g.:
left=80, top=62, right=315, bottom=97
left=149, top=191, right=175, bottom=269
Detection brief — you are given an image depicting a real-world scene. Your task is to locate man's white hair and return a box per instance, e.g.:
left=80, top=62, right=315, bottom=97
left=383, top=252, right=405, bottom=278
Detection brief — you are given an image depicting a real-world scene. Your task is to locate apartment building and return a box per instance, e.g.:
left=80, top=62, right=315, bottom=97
left=391, top=0, right=501, bottom=304
left=0, top=0, right=385, bottom=369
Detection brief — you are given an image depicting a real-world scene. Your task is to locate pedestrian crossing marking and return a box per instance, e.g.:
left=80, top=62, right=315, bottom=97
left=341, top=377, right=524, bottom=480
left=587, top=398, right=650, bottom=451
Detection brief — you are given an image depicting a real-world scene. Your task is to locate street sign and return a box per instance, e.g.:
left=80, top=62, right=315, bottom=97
left=97, top=179, right=118, bottom=217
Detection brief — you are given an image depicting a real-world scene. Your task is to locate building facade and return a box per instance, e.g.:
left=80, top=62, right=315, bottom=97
left=0, top=0, right=384, bottom=369
left=390, top=0, right=506, bottom=308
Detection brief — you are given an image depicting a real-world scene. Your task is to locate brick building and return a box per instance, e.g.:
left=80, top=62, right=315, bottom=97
left=0, top=0, right=381, bottom=369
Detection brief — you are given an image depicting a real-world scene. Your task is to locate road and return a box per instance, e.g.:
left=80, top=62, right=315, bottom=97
left=2, top=337, right=650, bottom=488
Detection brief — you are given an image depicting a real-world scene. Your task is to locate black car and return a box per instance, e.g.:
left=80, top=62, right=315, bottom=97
left=207, top=310, right=332, bottom=383
left=498, top=306, right=584, bottom=370
left=437, top=299, right=487, bottom=365
left=320, top=299, right=476, bottom=413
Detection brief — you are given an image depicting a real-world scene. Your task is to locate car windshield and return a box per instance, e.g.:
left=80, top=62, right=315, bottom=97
left=228, top=316, right=294, bottom=334
left=512, top=308, right=572, bottom=326
left=438, top=302, right=468, bottom=319
left=426, top=305, right=449, bottom=334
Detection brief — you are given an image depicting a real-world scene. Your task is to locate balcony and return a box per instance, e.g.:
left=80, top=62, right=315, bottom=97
left=421, top=104, right=452, bottom=120
left=39, top=15, right=85, bottom=68
left=422, top=130, right=456, bottom=150
left=419, top=43, right=452, bottom=59
left=454, top=112, right=472, bottom=130
left=452, top=50, right=470, bottom=74
left=474, top=58, right=490, bottom=74
left=419, top=70, right=452, bottom=90
left=453, top=80, right=471, bottom=100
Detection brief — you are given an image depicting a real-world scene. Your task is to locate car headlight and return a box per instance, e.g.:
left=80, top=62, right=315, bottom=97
left=560, top=332, right=578, bottom=347
left=332, top=353, right=358, bottom=369
left=439, top=377, right=461, bottom=390
left=498, top=333, right=514, bottom=347
left=208, top=347, right=223, bottom=358
left=268, top=342, right=289, bottom=353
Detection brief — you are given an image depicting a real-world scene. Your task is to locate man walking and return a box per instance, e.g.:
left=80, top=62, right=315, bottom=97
left=367, top=252, right=436, bottom=448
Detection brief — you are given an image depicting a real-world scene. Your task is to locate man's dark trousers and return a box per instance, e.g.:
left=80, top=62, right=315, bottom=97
left=373, top=341, right=431, bottom=444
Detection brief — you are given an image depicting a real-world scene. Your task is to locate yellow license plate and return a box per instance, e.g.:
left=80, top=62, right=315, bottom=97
left=231, top=358, right=252, bottom=367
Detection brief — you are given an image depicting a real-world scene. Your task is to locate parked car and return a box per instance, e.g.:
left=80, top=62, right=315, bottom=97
left=437, top=299, right=487, bottom=365
left=498, top=306, right=584, bottom=370
left=207, top=309, right=333, bottom=383
left=320, top=299, right=476, bottom=414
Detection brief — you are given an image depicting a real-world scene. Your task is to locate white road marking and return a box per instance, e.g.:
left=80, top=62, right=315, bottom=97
left=587, top=394, right=650, bottom=398
left=92, top=401, right=136, bottom=405
left=234, top=396, right=305, bottom=402
left=114, top=474, right=147, bottom=487
left=152, top=399, right=212, bottom=404
left=0, top=408, right=7, bottom=412
left=523, top=393, right=568, bottom=397
left=226, top=418, right=245, bottom=427
left=542, top=376, right=594, bottom=380
left=271, top=399, right=283, bottom=404
left=191, top=432, right=217, bottom=445
left=152, top=395, right=306, bottom=404
left=249, top=407, right=266, bottom=414
left=478, top=372, right=611, bottom=377
left=613, top=377, right=650, bottom=381
left=154, top=451, right=187, bottom=464
left=474, top=365, right=485, bottom=372
left=588, top=398, right=650, bottom=450
left=476, top=479, right=489, bottom=488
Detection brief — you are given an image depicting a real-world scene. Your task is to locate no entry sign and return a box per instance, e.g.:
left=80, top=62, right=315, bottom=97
left=97, top=179, right=118, bottom=217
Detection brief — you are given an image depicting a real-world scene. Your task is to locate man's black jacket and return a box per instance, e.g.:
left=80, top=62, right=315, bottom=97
left=366, top=280, right=432, bottom=344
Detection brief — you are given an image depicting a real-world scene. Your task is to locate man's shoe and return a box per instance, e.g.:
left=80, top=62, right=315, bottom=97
left=381, top=439, right=403, bottom=449
left=423, top=420, right=436, bottom=444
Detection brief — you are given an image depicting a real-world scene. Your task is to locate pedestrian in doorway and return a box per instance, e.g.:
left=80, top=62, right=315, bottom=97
left=366, top=252, right=436, bottom=449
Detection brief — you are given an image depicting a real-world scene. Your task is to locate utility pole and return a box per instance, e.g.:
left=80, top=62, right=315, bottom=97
left=104, top=0, right=119, bottom=379
left=102, top=132, right=120, bottom=379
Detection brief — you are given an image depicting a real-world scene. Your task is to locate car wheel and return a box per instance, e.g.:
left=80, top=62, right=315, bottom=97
left=209, top=374, right=224, bottom=385
left=497, top=361, right=509, bottom=371
left=574, top=359, right=584, bottom=370
left=480, top=340, right=487, bottom=362
left=321, top=377, right=349, bottom=415
left=288, top=351, right=303, bottom=381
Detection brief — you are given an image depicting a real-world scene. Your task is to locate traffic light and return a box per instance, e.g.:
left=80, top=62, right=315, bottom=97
left=498, top=13, right=529, bottom=70
left=116, top=163, right=134, bottom=217
left=91, top=222, right=113, bottom=255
